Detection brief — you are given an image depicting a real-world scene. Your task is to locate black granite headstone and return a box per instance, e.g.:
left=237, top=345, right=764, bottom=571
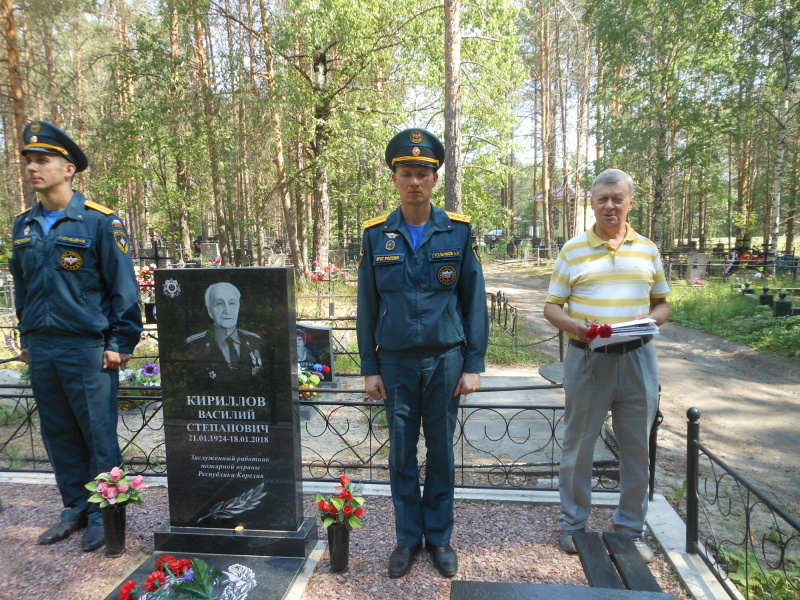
left=153, top=268, right=316, bottom=557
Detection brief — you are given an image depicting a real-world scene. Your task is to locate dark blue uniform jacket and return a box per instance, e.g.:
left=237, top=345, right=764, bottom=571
left=10, top=191, right=142, bottom=353
left=357, top=204, right=488, bottom=376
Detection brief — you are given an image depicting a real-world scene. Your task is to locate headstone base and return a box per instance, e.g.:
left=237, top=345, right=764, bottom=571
left=154, top=516, right=318, bottom=557
left=103, top=551, right=310, bottom=600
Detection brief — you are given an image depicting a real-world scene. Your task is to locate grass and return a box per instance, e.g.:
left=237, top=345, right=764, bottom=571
left=669, top=280, right=800, bottom=359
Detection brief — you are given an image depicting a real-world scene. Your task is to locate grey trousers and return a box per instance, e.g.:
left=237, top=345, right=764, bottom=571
left=558, top=341, right=659, bottom=535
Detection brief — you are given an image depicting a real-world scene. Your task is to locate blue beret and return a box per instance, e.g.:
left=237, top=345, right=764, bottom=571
left=21, top=120, right=89, bottom=173
left=385, top=128, right=444, bottom=172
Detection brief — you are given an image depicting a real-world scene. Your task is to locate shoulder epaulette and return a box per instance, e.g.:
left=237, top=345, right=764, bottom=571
left=363, top=214, right=389, bottom=229
left=85, top=200, right=115, bottom=216
left=240, top=329, right=262, bottom=340
left=185, top=331, right=209, bottom=344
left=14, top=207, right=32, bottom=220
left=445, top=210, right=471, bottom=224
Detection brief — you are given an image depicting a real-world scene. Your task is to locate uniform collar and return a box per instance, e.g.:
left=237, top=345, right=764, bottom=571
left=382, top=204, right=453, bottom=232
left=587, top=223, right=637, bottom=247
left=24, top=190, right=85, bottom=223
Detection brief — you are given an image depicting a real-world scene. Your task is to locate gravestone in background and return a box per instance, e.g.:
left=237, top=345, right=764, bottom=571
left=295, top=323, right=335, bottom=385
left=152, top=268, right=316, bottom=557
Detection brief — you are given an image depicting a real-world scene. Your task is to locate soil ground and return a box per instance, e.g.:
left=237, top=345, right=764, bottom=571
left=481, top=258, right=800, bottom=514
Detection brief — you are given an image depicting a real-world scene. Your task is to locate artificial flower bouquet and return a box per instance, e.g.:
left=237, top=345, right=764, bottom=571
left=119, top=554, right=222, bottom=600
left=299, top=364, right=330, bottom=399
left=86, top=466, right=145, bottom=508
left=582, top=320, right=613, bottom=375
left=316, top=473, right=366, bottom=530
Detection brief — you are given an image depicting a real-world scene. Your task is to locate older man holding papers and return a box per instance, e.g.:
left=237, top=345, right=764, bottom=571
left=543, top=168, right=670, bottom=562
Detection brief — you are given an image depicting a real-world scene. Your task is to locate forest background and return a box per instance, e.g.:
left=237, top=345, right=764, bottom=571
left=0, top=0, right=797, bottom=278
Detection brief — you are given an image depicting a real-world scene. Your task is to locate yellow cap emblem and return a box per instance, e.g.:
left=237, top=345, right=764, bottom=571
left=29, top=121, right=42, bottom=134
left=409, top=129, right=423, bottom=144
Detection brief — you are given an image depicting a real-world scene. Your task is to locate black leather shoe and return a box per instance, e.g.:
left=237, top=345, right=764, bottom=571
left=37, top=518, right=87, bottom=545
left=388, top=543, right=422, bottom=578
left=426, top=542, right=458, bottom=578
left=81, top=525, right=105, bottom=552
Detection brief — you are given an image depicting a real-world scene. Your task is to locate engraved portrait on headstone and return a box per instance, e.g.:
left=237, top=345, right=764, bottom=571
left=185, top=282, right=264, bottom=382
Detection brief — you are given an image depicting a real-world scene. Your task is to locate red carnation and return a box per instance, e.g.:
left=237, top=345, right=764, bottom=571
left=354, top=507, right=365, bottom=517
left=322, top=365, right=331, bottom=374
left=599, top=324, right=613, bottom=338
left=144, top=571, right=167, bottom=592
left=343, top=504, right=354, bottom=517
left=154, top=554, right=176, bottom=571
left=119, top=580, right=137, bottom=600
left=585, top=324, right=600, bottom=340
left=169, top=558, right=193, bottom=575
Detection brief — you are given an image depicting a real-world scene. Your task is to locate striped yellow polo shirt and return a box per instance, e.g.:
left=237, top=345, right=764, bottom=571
left=545, top=224, right=670, bottom=338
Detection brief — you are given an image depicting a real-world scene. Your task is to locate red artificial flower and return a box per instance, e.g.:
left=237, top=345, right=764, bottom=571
left=168, top=558, right=193, bottom=575
left=599, top=324, right=613, bottom=338
left=322, top=365, right=331, bottom=374
left=318, top=500, right=330, bottom=512
left=144, top=571, right=167, bottom=592
left=339, top=474, right=351, bottom=487
left=585, top=324, right=600, bottom=340
left=339, top=489, right=353, bottom=501
left=354, top=507, right=365, bottom=517
left=343, top=504, right=354, bottom=517
left=154, top=554, right=176, bottom=571
left=329, top=505, right=338, bottom=516
left=119, top=580, right=137, bottom=600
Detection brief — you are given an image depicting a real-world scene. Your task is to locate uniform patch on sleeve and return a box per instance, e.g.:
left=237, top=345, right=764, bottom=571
left=113, top=230, right=129, bottom=254
left=13, top=236, right=32, bottom=247
left=472, top=240, right=482, bottom=263
left=111, top=218, right=125, bottom=229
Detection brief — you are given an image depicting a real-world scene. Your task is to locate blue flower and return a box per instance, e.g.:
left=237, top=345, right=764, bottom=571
left=313, top=363, right=323, bottom=372
left=140, top=362, right=160, bottom=378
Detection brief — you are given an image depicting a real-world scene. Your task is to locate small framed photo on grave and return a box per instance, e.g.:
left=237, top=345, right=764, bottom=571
left=295, top=323, right=334, bottom=384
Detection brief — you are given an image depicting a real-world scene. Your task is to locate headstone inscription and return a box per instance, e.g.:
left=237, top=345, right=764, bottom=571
left=152, top=268, right=316, bottom=557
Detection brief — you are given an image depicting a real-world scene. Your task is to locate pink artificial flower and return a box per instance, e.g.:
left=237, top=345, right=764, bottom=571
left=109, top=466, right=124, bottom=482
left=130, top=475, right=144, bottom=490
left=312, top=260, right=319, bottom=266
left=104, top=487, right=119, bottom=504
left=117, top=485, right=129, bottom=493
left=97, top=482, right=109, bottom=494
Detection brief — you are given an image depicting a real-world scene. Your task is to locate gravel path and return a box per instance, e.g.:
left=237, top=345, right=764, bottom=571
left=0, top=481, right=688, bottom=600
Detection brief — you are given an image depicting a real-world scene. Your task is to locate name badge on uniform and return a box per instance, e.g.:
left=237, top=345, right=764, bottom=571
left=373, top=253, right=404, bottom=265
left=56, top=235, right=90, bottom=247
left=13, top=236, right=33, bottom=247
left=429, top=249, right=462, bottom=261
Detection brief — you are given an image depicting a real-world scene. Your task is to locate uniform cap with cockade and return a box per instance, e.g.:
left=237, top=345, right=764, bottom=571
left=21, top=120, right=89, bottom=173
left=384, top=128, right=445, bottom=172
